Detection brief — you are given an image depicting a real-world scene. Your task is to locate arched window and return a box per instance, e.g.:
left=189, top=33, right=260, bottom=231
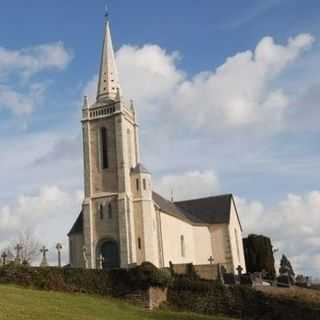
left=143, top=178, right=147, bottom=190
left=99, top=204, right=104, bottom=220
left=138, top=237, right=142, bottom=250
left=136, top=178, right=139, bottom=191
left=180, top=235, right=185, bottom=257
left=100, top=127, right=109, bottom=169
left=108, top=203, right=112, bottom=219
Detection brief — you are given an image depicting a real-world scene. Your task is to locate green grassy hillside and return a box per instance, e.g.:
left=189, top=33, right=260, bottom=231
left=0, top=285, right=234, bottom=320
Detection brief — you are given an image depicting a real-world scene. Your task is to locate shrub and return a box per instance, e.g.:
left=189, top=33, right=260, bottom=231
left=168, top=277, right=320, bottom=320
left=0, top=262, right=171, bottom=297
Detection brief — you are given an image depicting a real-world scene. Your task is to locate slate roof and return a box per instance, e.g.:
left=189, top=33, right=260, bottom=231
left=152, top=191, right=198, bottom=223
left=68, top=193, right=235, bottom=236
left=174, top=194, right=233, bottom=225
left=68, top=210, right=83, bottom=236
left=131, top=163, right=150, bottom=174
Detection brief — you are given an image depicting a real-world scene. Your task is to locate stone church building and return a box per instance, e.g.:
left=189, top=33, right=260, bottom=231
left=68, top=12, right=246, bottom=274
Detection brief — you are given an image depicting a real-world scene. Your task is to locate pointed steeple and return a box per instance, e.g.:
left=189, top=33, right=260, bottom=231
left=96, top=7, right=121, bottom=102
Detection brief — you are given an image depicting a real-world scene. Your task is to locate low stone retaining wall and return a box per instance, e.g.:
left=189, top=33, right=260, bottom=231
left=167, top=277, right=320, bottom=320
left=124, top=287, right=168, bottom=310
left=170, top=263, right=232, bottom=280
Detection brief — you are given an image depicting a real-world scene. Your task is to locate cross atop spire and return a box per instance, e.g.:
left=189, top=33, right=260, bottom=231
left=104, top=3, right=109, bottom=19
left=96, top=5, right=121, bottom=103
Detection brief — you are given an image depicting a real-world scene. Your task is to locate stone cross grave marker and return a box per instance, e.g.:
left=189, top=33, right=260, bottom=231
left=56, top=243, right=63, bottom=267
left=40, top=246, right=49, bottom=267
left=98, top=254, right=104, bottom=270
left=237, top=265, right=243, bottom=276
left=1, top=252, right=7, bottom=266
left=14, top=244, right=23, bottom=264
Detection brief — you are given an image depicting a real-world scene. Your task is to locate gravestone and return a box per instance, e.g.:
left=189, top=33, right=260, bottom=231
left=250, top=272, right=264, bottom=286
left=208, top=256, right=214, bottom=265
left=98, top=254, right=104, bottom=270
left=40, top=246, right=49, bottom=267
left=237, top=265, right=243, bottom=277
left=223, top=273, right=236, bottom=285
left=56, top=243, right=62, bottom=267
left=240, top=274, right=253, bottom=286
left=277, top=274, right=292, bottom=287
left=1, top=252, right=7, bottom=266
left=14, top=244, right=23, bottom=264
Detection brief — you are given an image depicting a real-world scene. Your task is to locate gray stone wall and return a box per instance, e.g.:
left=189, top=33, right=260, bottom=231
left=133, top=201, right=145, bottom=264
left=79, top=99, right=141, bottom=268
left=82, top=123, right=91, bottom=198
left=69, top=233, right=84, bottom=268
left=93, top=196, right=120, bottom=250
left=124, top=287, right=167, bottom=310
left=89, top=115, right=119, bottom=194
left=170, top=263, right=231, bottom=281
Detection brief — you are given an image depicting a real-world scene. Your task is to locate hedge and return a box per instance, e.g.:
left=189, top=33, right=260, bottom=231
left=168, top=275, right=320, bottom=320
left=0, top=262, right=171, bottom=297
left=1, top=264, right=319, bottom=320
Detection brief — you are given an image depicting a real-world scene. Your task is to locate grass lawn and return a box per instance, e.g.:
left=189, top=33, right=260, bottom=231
left=0, top=285, right=234, bottom=320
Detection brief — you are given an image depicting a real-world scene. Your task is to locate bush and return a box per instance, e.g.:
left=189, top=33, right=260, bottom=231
left=168, top=277, right=320, bottom=320
left=0, top=262, right=171, bottom=297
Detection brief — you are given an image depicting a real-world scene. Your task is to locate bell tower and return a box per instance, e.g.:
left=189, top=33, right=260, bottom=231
left=81, top=9, right=140, bottom=269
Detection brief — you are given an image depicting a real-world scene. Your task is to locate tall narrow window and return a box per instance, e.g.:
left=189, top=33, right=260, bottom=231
left=136, top=179, right=139, bottom=191
left=143, top=178, right=147, bottom=190
left=99, top=204, right=104, bottom=220
left=180, top=235, right=185, bottom=257
left=108, top=203, right=112, bottom=219
left=138, top=237, right=141, bottom=250
left=101, top=127, right=109, bottom=169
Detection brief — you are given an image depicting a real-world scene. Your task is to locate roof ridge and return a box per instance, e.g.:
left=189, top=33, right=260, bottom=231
left=174, top=193, right=233, bottom=204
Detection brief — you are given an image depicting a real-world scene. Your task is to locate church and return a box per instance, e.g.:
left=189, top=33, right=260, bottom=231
left=68, top=11, right=246, bottom=274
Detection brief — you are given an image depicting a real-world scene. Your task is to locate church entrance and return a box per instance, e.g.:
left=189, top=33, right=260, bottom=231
left=100, top=240, right=120, bottom=271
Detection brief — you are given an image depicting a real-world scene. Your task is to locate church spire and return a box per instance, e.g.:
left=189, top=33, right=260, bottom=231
left=96, top=5, right=121, bottom=102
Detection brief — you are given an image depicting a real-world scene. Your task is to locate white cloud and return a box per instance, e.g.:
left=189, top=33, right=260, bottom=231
left=237, top=191, right=320, bottom=277
left=0, top=186, right=82, bottom=255
left=117, top=45, right=183, bottom=110
left=0, top=83, right=46, bottom=115
left=154, top=170, right=219, bottom=201
left=173, top=34, right=314, bottom=130
left=84, top=44, right=183, bottom=110
left=0, top=129, right=82, bottom=204
left=83, top=33, right=314, bottom=133
left=82, top=74, right=98, bottom=105
left=0, top=42, right=73, bottom=78
left=0, top=42, right=72, bottom=116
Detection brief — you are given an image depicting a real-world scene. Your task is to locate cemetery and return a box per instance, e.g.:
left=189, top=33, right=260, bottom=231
left=0, top=242, right=319, bottom=319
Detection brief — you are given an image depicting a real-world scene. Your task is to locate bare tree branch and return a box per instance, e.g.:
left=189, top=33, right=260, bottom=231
left=11, top=228, right=41, bottom=265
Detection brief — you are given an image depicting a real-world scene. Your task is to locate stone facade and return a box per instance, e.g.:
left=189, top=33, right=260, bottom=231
left=68, top=13, right=247, bottom=274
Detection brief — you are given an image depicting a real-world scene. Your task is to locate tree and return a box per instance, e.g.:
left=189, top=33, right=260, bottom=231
left=243, top=234, right=276, bottom=278
left=11, top=228, right=41, bottom=265
left=279, top=254, right=295, bottom=278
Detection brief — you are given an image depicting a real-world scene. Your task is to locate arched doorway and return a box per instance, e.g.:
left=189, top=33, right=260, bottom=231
left=100, top=240, right=120, bottom=271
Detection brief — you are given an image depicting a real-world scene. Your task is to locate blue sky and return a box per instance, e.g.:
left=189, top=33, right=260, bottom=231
left=0, top=1, right=320, bottom=277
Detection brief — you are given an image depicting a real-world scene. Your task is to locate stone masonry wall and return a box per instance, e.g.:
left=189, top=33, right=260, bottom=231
left=125, top=287, right=168, bottom=310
